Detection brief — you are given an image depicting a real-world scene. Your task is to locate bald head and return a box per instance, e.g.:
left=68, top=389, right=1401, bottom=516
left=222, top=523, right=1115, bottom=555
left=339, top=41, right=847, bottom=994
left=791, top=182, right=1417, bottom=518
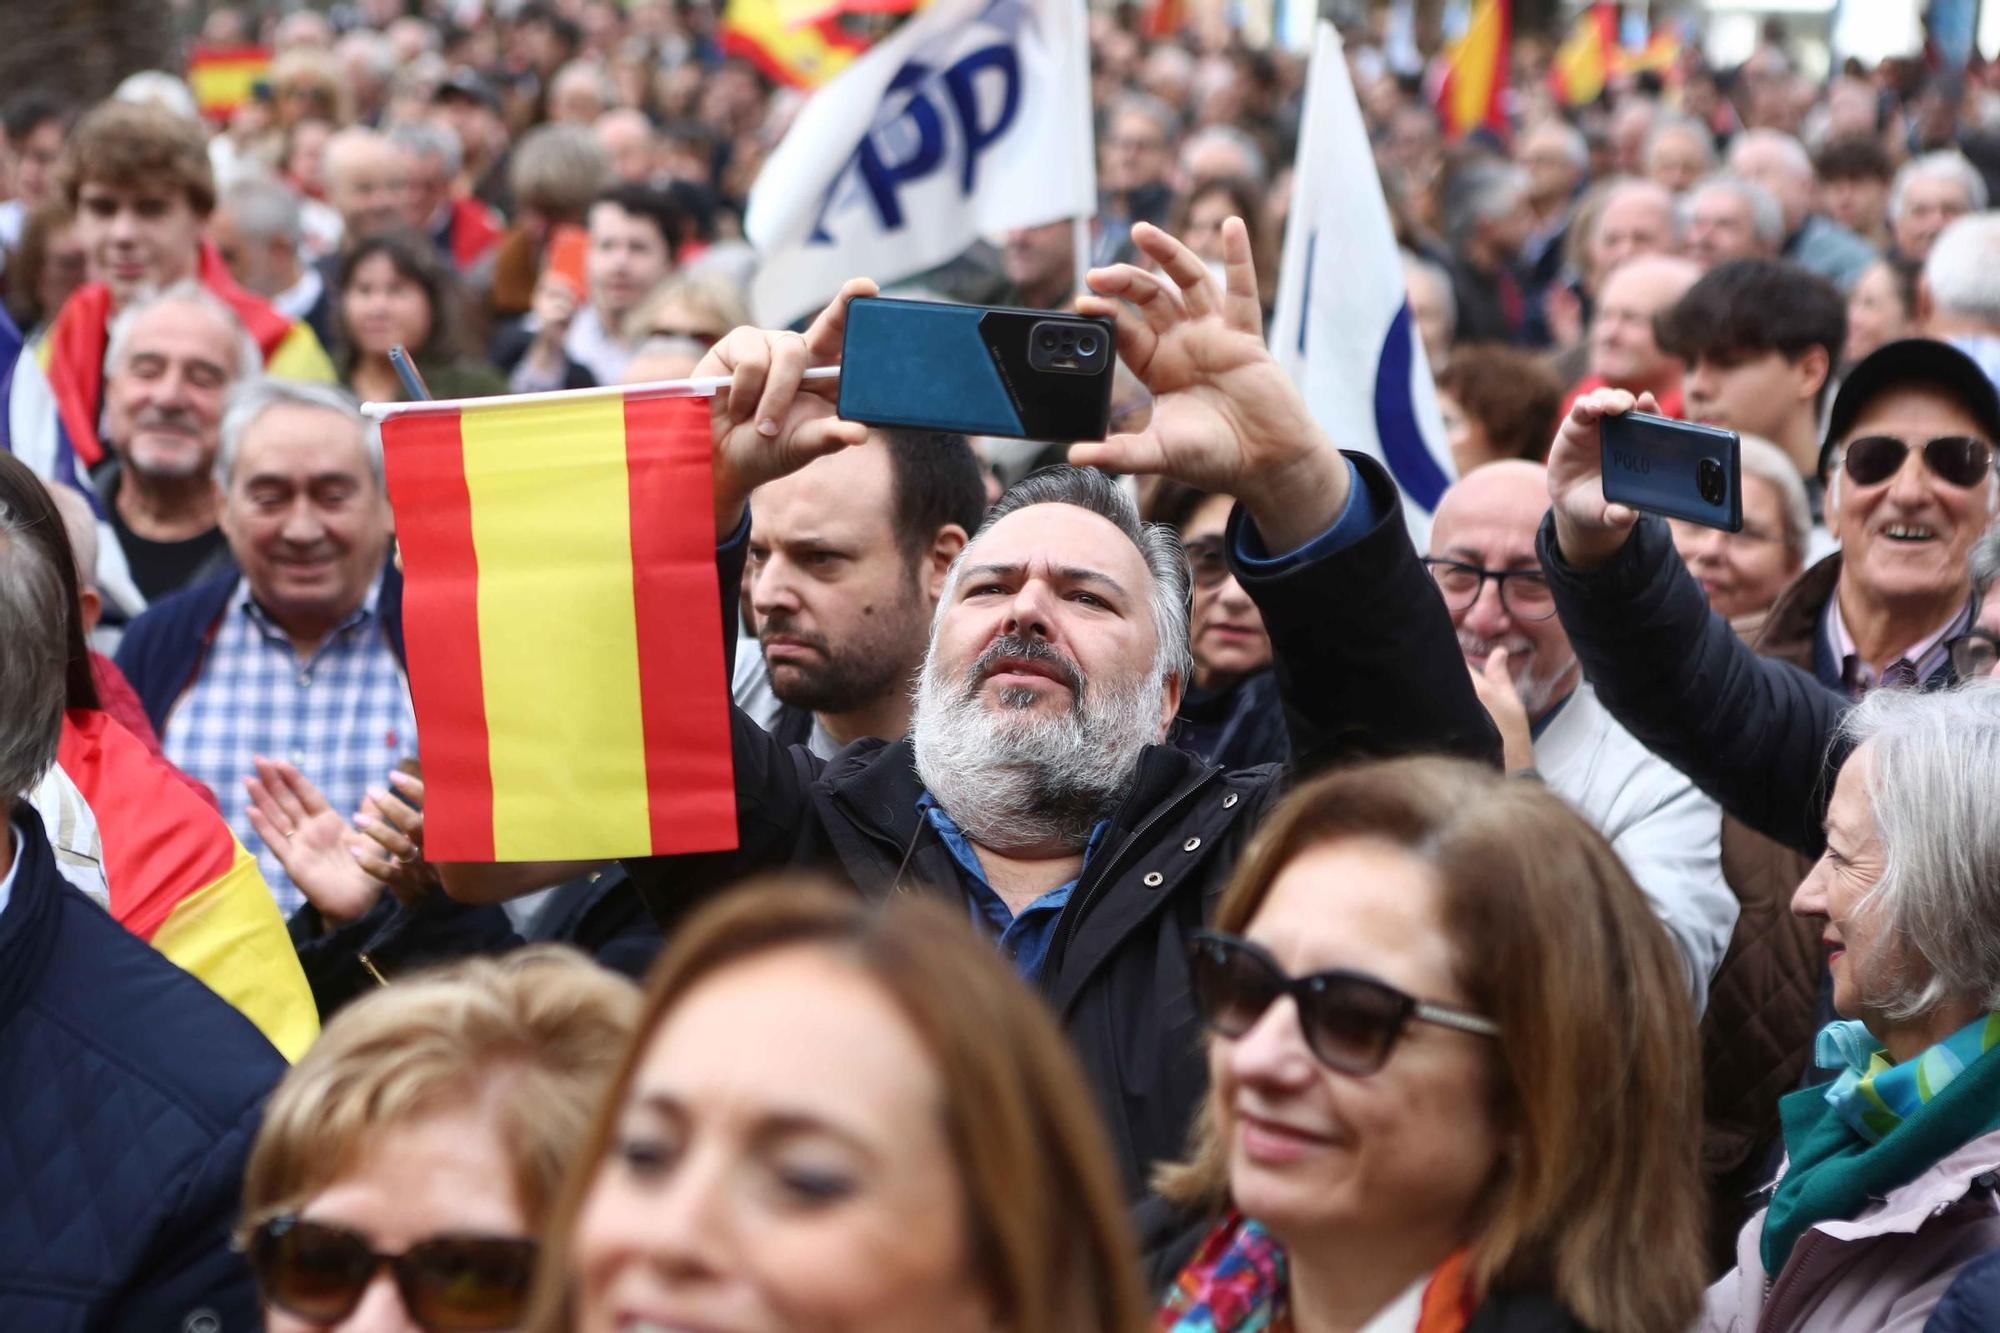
left=1433, top=460, right=1551, bottom=549
left=323, top=127, right=409, bottom=237
left=1588, top=180, right=1679, bottom=291
left=596, top=108, right=656, bottom=184
left=1591, top=253, right=1702, bottom=395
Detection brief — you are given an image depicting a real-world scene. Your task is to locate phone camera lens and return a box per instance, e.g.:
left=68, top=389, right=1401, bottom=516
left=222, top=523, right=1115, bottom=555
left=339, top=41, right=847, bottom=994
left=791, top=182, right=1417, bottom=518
left=1696, top=458, right=1727, bottom=506
left=1038, top=331, right=1058, bottom=350
left=1077, top=334, right=1098, bottom=357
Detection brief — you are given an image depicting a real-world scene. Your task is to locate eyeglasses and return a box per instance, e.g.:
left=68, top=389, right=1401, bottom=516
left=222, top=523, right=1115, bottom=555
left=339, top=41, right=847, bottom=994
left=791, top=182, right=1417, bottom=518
left=248, top=1215, right=538, bottom=1331
left=1949, top=627, right=2000, bottom=679
left=1188, top=931, right=1499, bottom=1076
left=1838, top=435, right=1993, bottom=489
left=1422, top=557, right=1556, bottom=621
left=1182, top=535, right=1231, bottom=590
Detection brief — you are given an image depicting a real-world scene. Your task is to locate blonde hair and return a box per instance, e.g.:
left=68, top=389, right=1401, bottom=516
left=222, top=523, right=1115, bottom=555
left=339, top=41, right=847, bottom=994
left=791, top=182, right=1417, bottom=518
left=1156, top=758, right=1705, bottom=1333
left=526, top=878, right=1149, bottom=1333
left=621, top=269, right=750, bottom=345
left=241, top=947, right=638, bottom=1233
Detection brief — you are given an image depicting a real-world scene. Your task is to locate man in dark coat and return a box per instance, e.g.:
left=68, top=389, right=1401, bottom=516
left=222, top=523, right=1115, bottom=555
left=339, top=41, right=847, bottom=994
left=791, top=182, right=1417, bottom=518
left=444, top=220, right=1500, bottom=1194
left=0, top=485, right=286, bottom=1330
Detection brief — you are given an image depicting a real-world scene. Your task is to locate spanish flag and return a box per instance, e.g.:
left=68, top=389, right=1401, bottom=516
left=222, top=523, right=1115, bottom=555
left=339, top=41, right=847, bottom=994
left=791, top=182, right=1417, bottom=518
left=723, top=0, right=871, bottom=88
left=1549, top=4, right=1615, bottom=107
left=58, top=709, right=317, bottom=1061
left=379, top=389, right=737, bottom=863
left=1430, top=0, right=1510, bottom=140
left=187, top=43, right=271, bottom=123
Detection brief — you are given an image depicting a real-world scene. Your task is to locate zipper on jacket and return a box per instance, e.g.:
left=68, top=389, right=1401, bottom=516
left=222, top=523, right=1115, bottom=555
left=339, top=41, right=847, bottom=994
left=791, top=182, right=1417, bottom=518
left=1758, top=1230, right=1835, bottom=1332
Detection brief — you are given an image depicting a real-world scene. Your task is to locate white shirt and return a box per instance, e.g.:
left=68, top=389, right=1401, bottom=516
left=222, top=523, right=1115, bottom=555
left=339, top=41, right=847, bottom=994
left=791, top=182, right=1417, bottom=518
left=1355, top=1275, right=1429, bottom=1333
left=1536, top=682, right=1736, bottom=1015
left=25, top=763, right=109, bottom=909
left=271, top=264, right=326, bottom=324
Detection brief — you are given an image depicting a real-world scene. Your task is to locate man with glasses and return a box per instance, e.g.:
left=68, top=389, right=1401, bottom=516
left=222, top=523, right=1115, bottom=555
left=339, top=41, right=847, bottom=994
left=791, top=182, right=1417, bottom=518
left=1426, top=460, right=1733, bottom=1009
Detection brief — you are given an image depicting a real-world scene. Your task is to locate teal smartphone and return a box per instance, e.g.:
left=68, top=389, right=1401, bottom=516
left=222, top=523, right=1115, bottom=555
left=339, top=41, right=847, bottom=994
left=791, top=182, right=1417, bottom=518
left=838, top=297, right=1115, bottom=442
left=1601, top=411, right=1743, bottom=532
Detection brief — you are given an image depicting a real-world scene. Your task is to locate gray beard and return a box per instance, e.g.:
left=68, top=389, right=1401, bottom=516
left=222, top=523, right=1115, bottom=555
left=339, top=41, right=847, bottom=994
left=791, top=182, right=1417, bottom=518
left=911, top=644, right=1162, bottom=855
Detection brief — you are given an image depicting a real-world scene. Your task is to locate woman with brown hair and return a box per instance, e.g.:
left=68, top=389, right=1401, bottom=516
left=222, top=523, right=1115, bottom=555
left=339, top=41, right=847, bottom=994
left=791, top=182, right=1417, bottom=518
left=1149, top=756, right=1705, bottom=1333
left=1434, top=345, right=1565, bottom=474
left=526, top=878, right=1149, bottom=1333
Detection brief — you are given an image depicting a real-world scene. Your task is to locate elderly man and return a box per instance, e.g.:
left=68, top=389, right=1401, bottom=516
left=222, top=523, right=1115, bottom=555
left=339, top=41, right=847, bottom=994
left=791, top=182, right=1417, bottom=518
left=443, top=220, right=1500, bottom=1193
left=91, top=285, right=261, bottom=618
left=1431, top=459, right=1732, bottom=1005
left=1923, top=213, right=2000, bottom=383
left=212, top=174, right=335, bottom=352
left=736, top=431, right=987, bottom=757
left=1728, top=129, right=1877, bottom=290
left=1684, top=175, right=1785, bottom=269
left=595, top=107, right=658, bottom=184
left=1095, top=93, right=1177, bottom=266
left=1585, top=177, right=1680, bottom=285
left=0, top=491, right=285, bottom=1328
left=1889, top=151, right=1987, bottom=263
left=1642, top=113, right=1717, bottom=195
left=1515, top=119, right=1587, bottom=290
left=392, top=120, right=503, bottom=275
left=1563, top=252, right=1701, bottom=418
left=1444, top=158, right=1541, bottom=346
left=1000, top=218, right=1077, bottom=311
left=321, top=126, right=410, bottom=248
left=115, top=380, right=414, bottom=914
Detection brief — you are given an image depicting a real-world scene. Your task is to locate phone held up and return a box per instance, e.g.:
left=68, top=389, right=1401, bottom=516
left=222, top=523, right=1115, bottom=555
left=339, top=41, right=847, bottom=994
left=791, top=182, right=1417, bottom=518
left=1600, top=411, right=1744, bottom=533
left=837, top=297, right=1115, bottom=443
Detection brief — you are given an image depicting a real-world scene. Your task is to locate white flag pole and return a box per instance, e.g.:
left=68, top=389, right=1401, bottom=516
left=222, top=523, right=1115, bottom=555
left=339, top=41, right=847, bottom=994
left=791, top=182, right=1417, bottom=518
left=1072, top=214, right=1094, bottom=297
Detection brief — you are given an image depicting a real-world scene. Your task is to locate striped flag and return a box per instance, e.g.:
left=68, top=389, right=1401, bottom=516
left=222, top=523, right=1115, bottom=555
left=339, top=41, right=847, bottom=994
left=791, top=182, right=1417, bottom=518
left=379, top=389, right=737, bottom=863
left=186, top=43, right=272, bottom=123
left=1549, top=4, right=1616, bottom=107
left=723, top=0, right=871, bottom=87
left=59, top=708, right=318, bottom=1061
left=1429, top=0, right=1510, bottom=139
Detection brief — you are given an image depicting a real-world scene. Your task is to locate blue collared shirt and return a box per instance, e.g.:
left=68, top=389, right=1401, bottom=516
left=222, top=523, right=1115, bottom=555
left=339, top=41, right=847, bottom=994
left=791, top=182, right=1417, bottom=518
left=915, top=793, right=1108, bottom=982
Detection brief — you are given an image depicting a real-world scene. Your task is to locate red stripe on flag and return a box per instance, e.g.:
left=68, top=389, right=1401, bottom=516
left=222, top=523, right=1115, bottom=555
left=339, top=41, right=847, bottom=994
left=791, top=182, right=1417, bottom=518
left=381, top=409, right=497, bottom=860
left=623, top=394, right=738, bottom=855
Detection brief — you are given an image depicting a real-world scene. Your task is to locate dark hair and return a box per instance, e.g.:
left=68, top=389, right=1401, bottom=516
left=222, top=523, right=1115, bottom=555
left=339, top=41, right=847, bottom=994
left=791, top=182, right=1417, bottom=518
left=3, top=94, right=66, bottom=145
left=1436, top=344, right=1565, bottom=463
left=335, top=228, right=460, bottom=368
left=590, top=181, right=687, bottom=262
left=59, top=101, right=216, bottom=216
left=1874, top=253, right=1924, bottom=319
left=0, top=451, right=99, bottom=711
left=1654, top=259, right=1847, bottom=405
left=882, top=430, right=987, bottom=565
left=1140, top=478, right=1217, bottom=533
left=1813, top=132, right=1894, bottom=184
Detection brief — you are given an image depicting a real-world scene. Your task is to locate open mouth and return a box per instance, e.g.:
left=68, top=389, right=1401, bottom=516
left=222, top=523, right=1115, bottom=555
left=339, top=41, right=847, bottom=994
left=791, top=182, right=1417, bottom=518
left=1882, top=523, right=1939, bottom=544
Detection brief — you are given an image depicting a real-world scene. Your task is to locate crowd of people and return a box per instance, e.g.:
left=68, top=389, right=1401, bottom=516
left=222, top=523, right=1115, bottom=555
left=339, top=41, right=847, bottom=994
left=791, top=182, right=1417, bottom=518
left=9, top=2, right=2000, bottom=1330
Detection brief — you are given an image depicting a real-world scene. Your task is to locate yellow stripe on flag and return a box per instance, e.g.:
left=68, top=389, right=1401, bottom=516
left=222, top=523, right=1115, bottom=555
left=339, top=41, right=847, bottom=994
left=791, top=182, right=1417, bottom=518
left=1451, top=1, right=1504, bottom=134
left=151, top=845, right=319, bottom=1062
left=462, top=398, right=653, bottom=859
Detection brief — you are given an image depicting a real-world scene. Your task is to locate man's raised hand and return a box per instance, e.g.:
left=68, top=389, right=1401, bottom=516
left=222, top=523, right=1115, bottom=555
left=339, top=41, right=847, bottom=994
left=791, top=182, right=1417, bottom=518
left=1547, top=386, right=1658, bottom=571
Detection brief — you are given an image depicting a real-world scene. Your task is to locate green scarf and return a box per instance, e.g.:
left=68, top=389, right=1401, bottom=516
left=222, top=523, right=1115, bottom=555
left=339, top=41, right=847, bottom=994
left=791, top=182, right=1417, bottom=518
left=1761, top=1013, right=2000, bottom=1275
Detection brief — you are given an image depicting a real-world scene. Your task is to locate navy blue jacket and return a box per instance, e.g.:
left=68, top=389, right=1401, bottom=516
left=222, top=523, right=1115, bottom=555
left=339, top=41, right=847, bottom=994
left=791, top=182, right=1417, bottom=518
left=115, top=561, right=408, bottom=740
left=0, top=805, right=286, bottom=1330
left=1930, top=1247, right=2000, bottom=1331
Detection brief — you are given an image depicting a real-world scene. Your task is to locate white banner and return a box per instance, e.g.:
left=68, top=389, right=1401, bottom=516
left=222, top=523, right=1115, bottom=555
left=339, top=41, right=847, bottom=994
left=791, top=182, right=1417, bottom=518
left=1267, top=21, right=1455, bottom=539
left=745, top=0, right=1095, bottom=327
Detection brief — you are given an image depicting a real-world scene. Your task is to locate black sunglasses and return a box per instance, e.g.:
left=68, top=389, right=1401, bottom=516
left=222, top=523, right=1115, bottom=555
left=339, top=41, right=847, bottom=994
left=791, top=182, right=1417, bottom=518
left=1949, top=627, right=2000, bottom=680
left=249, top=1215, right=537, bottom=1331
left=1182, top=535, right=1231, bottom=590
left=1840, top=435, right=1993, bottom=489
left=1188, top=931, right=1499, bottom=1076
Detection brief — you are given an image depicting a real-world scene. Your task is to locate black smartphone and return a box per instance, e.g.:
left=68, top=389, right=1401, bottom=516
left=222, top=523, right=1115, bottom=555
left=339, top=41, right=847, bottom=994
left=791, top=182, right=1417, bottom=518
left=838, top=296, right=1114, bottom=442
left=1600, top=411, right=1743, bottom=532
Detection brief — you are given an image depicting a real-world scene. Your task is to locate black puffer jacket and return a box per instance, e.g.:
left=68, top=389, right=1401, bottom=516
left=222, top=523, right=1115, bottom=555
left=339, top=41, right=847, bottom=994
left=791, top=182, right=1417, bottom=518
left=628, top=454, right=1501, bottom=1195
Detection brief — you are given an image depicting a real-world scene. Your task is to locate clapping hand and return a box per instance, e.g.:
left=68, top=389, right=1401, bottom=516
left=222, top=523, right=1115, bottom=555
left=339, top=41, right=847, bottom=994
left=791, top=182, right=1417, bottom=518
left=246, top=760, right=436, bottom=928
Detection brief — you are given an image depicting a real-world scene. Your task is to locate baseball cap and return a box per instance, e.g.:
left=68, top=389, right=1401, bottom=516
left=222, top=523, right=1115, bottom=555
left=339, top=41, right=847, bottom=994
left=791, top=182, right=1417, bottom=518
left=1818, top=337, right=2000, bottom=479
left=433, top=67, right=500, bottom=114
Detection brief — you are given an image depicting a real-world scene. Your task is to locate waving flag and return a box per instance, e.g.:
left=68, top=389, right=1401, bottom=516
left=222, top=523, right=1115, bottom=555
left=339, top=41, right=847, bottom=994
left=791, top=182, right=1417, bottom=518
left=1429, top=0, right=1510, bottom=139
left=723, top=0, right=870, bottom=87
left=59, top=709, right=317, bottom=1061
left=1271, top=22, right=1455, bottom=540
left=745, top=0, right=1095, bottom=326
left=1549, top=4, right=1616, bottom=107
left=187, top=43, right=272, bottom=123
left=377, top=388, right=736, bottom=863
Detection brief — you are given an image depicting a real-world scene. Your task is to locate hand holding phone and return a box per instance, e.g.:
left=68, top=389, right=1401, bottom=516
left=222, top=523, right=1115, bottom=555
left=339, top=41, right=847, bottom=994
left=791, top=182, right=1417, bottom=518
left=1600, top=411, right=1742, bottom=533
left=1547, top=387, right=1655, bottom=571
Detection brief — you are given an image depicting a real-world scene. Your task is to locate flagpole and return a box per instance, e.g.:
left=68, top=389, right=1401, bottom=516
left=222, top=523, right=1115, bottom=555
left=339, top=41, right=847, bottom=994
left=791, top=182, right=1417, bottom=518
left=1072, top=214, right=1093, bottom=296
left=362, top=365, right=843, bottom=421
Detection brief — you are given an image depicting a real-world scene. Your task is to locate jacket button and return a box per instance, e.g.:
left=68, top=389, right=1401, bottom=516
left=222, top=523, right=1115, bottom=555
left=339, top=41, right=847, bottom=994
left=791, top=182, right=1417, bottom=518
left=1143, top=871, right=1164, bottom=887
left=1222, top=792, right=1239, bottom=808
left=1183, top=836, right=1201, bottom=852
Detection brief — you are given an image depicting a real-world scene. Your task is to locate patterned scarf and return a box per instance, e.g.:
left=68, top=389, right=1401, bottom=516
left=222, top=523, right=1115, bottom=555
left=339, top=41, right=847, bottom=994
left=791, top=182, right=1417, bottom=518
left=1821, top=1013, right=2000, bottom=1144
left=1156, top=1213, right=1472, bottom=1333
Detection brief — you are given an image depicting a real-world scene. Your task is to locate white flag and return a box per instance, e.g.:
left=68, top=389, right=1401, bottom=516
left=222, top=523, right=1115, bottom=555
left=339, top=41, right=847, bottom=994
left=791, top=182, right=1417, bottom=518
left=1268, top=22, right=1455, bottom=539
left=745, top=0, right=1095, bottom=327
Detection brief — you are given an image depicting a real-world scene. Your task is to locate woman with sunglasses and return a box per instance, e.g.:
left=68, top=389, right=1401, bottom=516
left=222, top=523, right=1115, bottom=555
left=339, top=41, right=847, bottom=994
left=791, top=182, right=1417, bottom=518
left=1144, top=480, right=1288, bottom=770
left=523, top=878, right=1150, bottom=1333
left=1149, top=757, right=1705, bottom=1333
left=240, top=948, right=637, bottom=1331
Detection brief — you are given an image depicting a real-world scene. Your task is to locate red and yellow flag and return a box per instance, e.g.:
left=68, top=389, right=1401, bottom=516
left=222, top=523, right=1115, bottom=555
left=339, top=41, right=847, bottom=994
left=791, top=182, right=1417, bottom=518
left=1549, top=4, right=1615, bottom=107
left=723, top=0, right=871, bottom=88
left=58, top=709, right=317, bottom=1062
left=186, top=43, right=271, bottom=123
left=380, top=390, right=737, bottom=864
left=1431, top=0, right=1511, bottom=139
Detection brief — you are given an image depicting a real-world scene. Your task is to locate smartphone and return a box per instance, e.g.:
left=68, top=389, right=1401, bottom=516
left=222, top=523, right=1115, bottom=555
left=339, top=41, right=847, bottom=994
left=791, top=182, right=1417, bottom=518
left=837, top=297, right=1114, bottom=442
left=544, top=224, right=589, bottom=293
left=1600, top=411, right=1743, bottom=532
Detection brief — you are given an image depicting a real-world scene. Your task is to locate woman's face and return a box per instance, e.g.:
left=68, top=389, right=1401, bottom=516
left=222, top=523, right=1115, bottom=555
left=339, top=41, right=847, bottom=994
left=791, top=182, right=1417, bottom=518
left=1845, top=261, right=1915, bottom=367
left=1210, top=837, right=1503, bottom=1254
left=1438, top=390, right=1495, bottom=477
left=571, top=946, right=992, bottom=1333
left=1794, top=743, right=1897, bottom=1021
left=268, top=1105, right=530, bottom=1332
left=343, top=252, right=434, bottom=358
left=1182, top=492, right=1272, bottom=690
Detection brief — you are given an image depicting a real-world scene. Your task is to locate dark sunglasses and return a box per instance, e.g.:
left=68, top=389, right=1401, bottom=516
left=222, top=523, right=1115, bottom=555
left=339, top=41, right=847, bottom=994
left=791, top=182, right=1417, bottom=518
left=1188, top=931, right=1499, bottom=1076
left=1182, top=535, right=1231, bottom=589
left=1840, top=435, right=1993, bottom=489
left=249, top=1215, right=537, bottom=1331
left=1949, top=627, right=2000, bottom=679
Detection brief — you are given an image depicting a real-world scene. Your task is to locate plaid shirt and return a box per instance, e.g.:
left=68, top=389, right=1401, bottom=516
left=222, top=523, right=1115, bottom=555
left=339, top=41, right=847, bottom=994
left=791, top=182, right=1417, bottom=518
left=162, top=579, right=418, bottom=915
left=1825, top=594, right=1973, bottom=699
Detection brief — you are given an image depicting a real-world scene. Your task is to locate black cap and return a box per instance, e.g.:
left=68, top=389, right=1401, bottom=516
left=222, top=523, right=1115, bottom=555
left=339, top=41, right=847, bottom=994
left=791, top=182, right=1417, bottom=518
left=433, top=67, right=499, bottom=114
left=1819, top=337, right=2000, bottom=479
